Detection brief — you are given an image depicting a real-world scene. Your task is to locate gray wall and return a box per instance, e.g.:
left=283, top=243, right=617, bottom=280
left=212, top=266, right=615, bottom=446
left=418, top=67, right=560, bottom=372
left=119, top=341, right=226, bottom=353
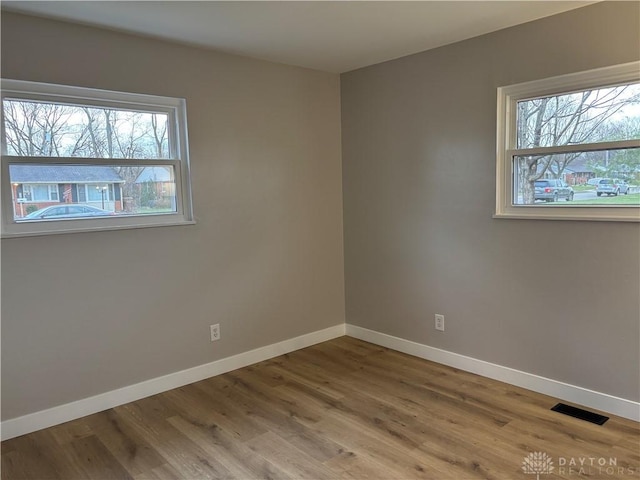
left=341, top=2, right=640, bottom=402
left=2, top=2, right=639, bottom=423
left=1, top=12, right=345, bottom=420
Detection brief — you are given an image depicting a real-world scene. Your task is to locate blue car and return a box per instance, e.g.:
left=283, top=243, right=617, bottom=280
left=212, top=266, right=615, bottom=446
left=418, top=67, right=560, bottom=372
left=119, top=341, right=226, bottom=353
left=21, top=204, right=115, bottom=220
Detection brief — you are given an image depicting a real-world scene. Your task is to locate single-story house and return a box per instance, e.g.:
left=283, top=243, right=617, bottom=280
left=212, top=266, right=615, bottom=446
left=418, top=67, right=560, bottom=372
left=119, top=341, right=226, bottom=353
left=9, top=164, right=125, bottom=217
left=562, top=156, right=595, bottom=185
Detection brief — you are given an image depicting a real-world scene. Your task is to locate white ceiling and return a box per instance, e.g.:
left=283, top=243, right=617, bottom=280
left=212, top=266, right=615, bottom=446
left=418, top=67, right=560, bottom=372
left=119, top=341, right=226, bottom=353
left=2, top=1, right=593, bottom=73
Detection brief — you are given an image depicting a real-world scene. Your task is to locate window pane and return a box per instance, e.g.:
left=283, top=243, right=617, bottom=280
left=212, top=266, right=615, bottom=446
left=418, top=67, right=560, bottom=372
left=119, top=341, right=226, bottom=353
left=87, top=184, right=112, bottom=202
left=516, top=83, right=640, bottom=148
left=512, top=148, right=640, bottom=206
left=3, top=99, right=170, bottom=159
left=9, top=164, right=177, bottom=221
left=31, top=184, right=50, bottom=201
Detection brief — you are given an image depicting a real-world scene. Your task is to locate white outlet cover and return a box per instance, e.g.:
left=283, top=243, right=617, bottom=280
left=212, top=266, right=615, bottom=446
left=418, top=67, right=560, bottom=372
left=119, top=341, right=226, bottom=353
left=210, top=324, right=220, bottom=341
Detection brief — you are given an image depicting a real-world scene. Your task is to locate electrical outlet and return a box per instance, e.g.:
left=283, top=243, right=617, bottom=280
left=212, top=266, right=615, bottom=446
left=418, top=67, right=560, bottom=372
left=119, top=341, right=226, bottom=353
left=210, top=324, right=220, bottom=342
left=435, top=314, right=445, bottom=331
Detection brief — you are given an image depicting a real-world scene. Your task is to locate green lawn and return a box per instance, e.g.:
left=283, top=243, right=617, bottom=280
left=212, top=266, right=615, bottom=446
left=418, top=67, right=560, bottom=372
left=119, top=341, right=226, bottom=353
left=136, top=207, right=175, bottom=214
left=570, top=193, right=640, bottom=205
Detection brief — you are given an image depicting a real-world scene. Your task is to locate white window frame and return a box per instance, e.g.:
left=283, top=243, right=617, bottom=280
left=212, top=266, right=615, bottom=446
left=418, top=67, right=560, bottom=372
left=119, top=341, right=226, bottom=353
left=495, top=62, right=640, bottom=222
left=1, top=79, right=195, bottom=237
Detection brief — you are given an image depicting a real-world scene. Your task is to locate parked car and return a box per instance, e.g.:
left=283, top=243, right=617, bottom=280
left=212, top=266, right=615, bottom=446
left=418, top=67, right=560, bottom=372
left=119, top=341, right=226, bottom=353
left=587, top=177, right=604, bottom=186
left=21, top=204, right=115, bottom=220
left=596, top=178, right=629, bottom=196
left=534, top=179, right=574, bottom=202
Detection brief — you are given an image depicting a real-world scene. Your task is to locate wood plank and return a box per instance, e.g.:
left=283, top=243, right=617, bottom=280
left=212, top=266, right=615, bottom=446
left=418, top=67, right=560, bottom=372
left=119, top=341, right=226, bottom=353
left=81, top=410, right=167, bottom=477
left=314, top=409, right=460, bottom=479
left=206, top=371, right=346, bottom=463
left=1, top=430, right=85, bottom=479
left=166, top=415, right=291, bottom=479
left=1, top=450, right=46, bottom=480
left=64, top=435, right=134, bottom=480
left=245, top=431, right=336, bottom=479
left=131, top=463, right=183, bottom=480
left=46, top=419, right=93, bottom=445
left=114, top=397, right=234, bottom=479
left=2, top=337, right=638, bottom=480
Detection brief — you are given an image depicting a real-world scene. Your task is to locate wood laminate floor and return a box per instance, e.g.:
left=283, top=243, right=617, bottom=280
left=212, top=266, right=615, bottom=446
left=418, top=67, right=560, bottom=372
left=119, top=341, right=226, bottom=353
left=2, top=337, right=639, bottom=479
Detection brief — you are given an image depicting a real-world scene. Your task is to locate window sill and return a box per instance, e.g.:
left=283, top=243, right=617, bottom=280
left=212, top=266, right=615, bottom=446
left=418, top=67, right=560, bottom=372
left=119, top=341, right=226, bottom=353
left=493, top=209, right=640, bottom=222
left=1, top=218, right=196, bottom=239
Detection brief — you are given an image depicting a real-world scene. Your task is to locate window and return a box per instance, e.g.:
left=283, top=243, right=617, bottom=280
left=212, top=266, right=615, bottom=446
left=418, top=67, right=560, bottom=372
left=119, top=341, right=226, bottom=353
left=1, top=79, right=194, bottom=237
left=21, top=184, right=59, bottom=202
left=86, top=185, right=113, bottom=202
left=496, top=62, right=640, bottom=221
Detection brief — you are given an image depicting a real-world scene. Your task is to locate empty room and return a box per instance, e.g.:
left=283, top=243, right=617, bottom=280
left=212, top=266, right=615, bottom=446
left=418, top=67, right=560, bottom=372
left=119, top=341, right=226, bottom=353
left=1, top=1, right=639, bottom=479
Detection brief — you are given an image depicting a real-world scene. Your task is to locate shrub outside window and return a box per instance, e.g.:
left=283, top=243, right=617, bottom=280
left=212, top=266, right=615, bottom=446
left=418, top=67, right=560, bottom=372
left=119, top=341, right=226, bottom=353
left=1, top=79, right=194, bottom=237
left=495, top=62, right=640, bottom=222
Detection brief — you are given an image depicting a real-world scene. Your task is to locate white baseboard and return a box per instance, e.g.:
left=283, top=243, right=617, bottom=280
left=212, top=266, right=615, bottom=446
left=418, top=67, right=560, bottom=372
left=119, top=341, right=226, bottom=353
left=1, top=324, right=346, bottom=441
left=3, top=322, right=637, bottom=441
left=346, top=324, right=640, bottom=422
